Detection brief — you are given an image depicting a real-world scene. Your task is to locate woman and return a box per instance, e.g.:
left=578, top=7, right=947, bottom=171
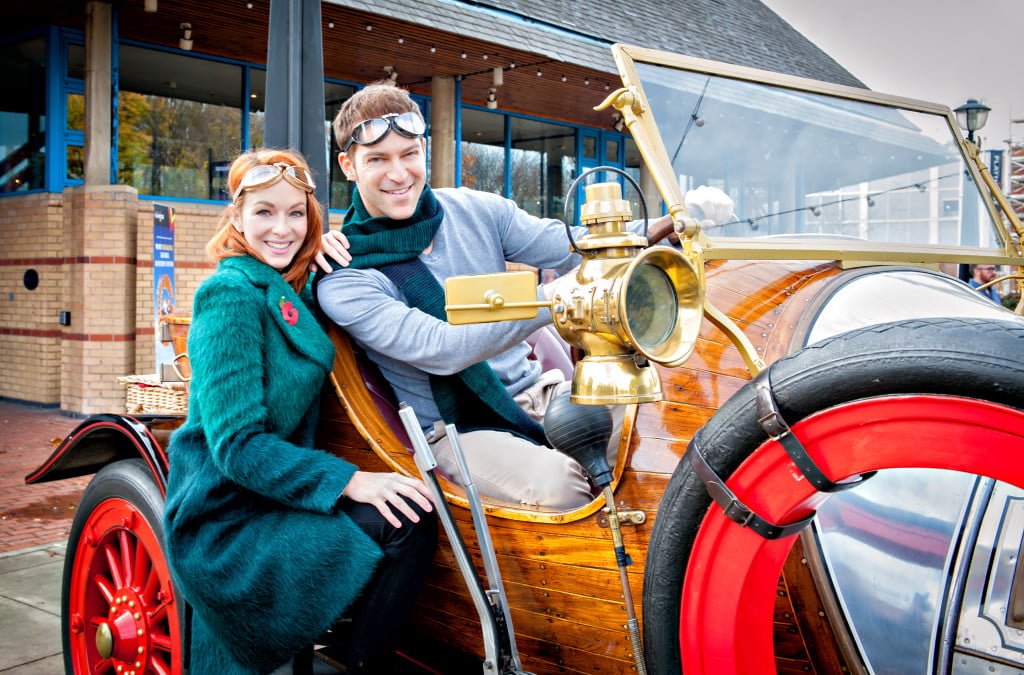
left=163, top=148, right=436, bottom=674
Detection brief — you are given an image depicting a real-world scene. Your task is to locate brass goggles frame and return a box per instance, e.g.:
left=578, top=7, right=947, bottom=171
left=232, top=162, right=316, bottom=202
left=341, top=111, right=426, bottom=152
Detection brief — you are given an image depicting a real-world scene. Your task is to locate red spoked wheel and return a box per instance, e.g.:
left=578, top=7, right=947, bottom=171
left=642, top=318, right=1024, bottom=674
left=63, top=459, right=182, bottom=675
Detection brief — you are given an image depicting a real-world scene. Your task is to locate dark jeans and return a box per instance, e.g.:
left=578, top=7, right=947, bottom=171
left=336, top=498, right=438, bottom=673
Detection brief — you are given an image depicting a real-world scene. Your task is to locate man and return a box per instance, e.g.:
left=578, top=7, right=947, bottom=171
left=969, top=264, right=1001, bottom=304
left=317, top=84, right=631, bottom=510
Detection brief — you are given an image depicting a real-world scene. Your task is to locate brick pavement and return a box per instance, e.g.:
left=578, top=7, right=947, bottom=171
left=0, top=401, right=86, bottom=552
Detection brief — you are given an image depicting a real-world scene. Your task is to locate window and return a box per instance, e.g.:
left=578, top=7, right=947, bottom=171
left=510, top=117, right=574, bottom=218
left=326, top=81, right=357, bottom=211
left=461, top=107, right=505, bottom=195
left=117, top=45, right=242, bottom=200
left=248, top=68, right=266, bottom=150
left=0, top=37, right=47, bottom=192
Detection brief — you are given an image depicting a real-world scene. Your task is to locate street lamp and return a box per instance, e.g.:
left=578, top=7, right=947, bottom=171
left=954, top=99, right=991, bottom=144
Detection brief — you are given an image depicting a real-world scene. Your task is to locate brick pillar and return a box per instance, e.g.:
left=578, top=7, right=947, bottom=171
left=430, top=75, right=456, bottom=188
left=61, top=185, right=138, bottom=415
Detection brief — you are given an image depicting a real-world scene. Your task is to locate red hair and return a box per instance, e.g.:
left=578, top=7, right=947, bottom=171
left=206, top=148, right=323, bottom=292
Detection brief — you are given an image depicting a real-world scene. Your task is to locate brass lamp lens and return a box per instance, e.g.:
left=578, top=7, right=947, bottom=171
left=617, top=245, right=702, bottom=366
left=625, top=263, right=677, bottom=350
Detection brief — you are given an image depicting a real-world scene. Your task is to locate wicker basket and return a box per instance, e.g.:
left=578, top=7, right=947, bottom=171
left=117, top=374, right=189, bottom=415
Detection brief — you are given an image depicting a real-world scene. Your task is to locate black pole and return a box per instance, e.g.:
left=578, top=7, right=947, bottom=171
left=265, top=0, right=329, bottom=217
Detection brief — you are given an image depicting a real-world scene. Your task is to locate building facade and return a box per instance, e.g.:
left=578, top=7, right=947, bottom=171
left=0, top=0, right=861, bottom=413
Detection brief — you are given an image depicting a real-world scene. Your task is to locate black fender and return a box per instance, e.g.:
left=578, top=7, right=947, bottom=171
left=24, top=413, right=171, bottom=495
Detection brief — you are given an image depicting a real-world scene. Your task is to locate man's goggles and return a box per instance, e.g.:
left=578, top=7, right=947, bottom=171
left=342, top=111, right=426, bottom=153
left=233, top=162, right=316, bottom=201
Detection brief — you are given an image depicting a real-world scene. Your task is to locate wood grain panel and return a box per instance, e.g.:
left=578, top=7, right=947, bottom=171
left=313, top=257, right=851, bottom=671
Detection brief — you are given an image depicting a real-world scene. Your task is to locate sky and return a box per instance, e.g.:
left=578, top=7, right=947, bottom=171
left=761, top=0, right=1023, bottom=151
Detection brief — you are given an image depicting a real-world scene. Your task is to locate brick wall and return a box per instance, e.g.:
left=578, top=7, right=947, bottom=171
left=0, top=194, right=64, bottom=404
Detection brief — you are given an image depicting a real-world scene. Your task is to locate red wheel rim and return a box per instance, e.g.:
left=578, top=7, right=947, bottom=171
left=67, top=497, right=181, bottom=675
left=680, top=395, right=1024, bottom=675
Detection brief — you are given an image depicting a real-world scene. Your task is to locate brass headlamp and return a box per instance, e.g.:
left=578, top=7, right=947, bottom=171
left=445, top=181, right=703, bottom=405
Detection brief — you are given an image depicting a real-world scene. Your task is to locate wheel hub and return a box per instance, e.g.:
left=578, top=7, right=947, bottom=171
left=95, top=587, right=149, bottom=672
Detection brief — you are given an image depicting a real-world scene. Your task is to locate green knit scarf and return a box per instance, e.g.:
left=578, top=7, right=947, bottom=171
left=343, top=187, right=546, bottom=445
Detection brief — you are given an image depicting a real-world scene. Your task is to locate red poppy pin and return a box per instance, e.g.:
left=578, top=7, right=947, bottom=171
left=279, top=297, right=299, bottom=326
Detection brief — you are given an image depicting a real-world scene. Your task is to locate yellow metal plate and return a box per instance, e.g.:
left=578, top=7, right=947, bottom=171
left=444, top=271, right=543, bottom=325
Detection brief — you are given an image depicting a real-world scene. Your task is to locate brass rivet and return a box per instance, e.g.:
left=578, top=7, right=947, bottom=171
left=137, top=629, right=143, bottom=637
left=135, top=663, right=141, bottom=669
left=133, top=612, right=141, bottom=620
left=128, top=600, right=135, bottom=608
left=138, top=646, right=144, bottom=654
left=117, top=667, right=123, bottom=673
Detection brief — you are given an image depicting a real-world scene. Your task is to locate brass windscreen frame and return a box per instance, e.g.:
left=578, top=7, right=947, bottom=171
left=609, top=44, right=1023, bottom=266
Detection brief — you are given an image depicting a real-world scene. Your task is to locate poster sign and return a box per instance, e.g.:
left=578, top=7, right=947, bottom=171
left=153, top=204, right=177, bottom=380
left=988, top=150, right=1004, bottom=187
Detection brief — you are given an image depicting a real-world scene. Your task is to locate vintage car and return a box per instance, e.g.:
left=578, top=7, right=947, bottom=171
left=27, top=44, right=1024, bottom=675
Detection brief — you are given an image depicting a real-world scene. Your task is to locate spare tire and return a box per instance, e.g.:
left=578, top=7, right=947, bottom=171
left=643, top=317, right=1024, bottom=674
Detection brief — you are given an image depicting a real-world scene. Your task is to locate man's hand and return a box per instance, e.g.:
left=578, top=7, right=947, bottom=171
left=685, top=185, right=736, bottom=229
left=312, top=230, right=352, bottom=273
left=342, top=471, right=434, bottom=528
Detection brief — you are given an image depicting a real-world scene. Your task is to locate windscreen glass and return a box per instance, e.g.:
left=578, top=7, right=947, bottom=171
left=634, top=62, right=1002, bottom=248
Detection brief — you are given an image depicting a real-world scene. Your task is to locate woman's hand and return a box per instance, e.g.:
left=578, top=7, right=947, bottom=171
left=342, top=471, right=434, bottom=528
left=312, top=230, right=352, bottom=273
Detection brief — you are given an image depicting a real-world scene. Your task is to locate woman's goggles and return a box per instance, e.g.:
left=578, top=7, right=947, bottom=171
left=232, top=163, right=316, bottom=201
left=341, top=111, right=426, bottom=152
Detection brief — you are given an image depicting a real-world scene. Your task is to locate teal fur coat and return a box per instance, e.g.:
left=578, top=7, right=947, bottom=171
left=163, top=255, right=382, bottom=673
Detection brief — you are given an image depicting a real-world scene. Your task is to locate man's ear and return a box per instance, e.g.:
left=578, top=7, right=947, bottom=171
left=338, top=152, right=356, bottom=181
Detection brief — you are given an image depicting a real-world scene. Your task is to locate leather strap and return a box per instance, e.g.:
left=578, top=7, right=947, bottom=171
left=686, top=438, right=814, bottom=540
left=753, top=368, right=874, bottom=493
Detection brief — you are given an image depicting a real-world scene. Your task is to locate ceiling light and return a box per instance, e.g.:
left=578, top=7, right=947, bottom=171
left=179, top=23, right=193, bottom=51
left=144, top=0, right=158, bottom=12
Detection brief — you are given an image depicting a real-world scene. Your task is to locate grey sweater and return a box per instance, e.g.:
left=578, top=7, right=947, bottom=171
left=318, top=187, right=585, bottom=430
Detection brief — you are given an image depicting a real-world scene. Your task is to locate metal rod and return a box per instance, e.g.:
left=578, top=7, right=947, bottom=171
left=398, top=406, right=503, bottom=674
left=601, top=485, right=648, bottom=675
left=445, top=424, right=526, bottom=674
